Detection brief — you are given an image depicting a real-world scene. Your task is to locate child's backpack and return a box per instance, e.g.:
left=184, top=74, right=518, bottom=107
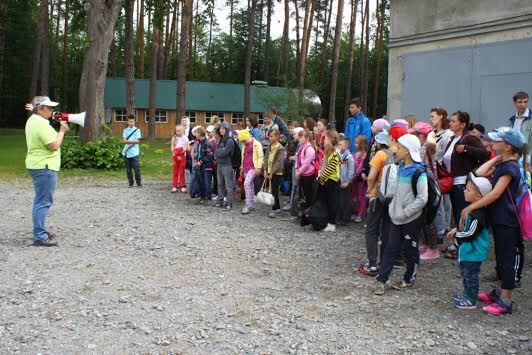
left=231, top=138, right=242, bottom=168
left=508, top=170, right=532, bottom=241
left=301, top=200, right=328, bottom=231
left=412, top=167, right=442, bottom=224
left=377, top=149, right=399, bottom=204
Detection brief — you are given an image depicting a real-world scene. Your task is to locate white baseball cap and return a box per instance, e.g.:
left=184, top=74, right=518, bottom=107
left=397, top=134, right=422, bottom=163
left=292, top=127, right=304, bottom=135
left=468, top=173, right=493, bottom=197
left=206, top=125, right=215, bottom=133
left=32, top=96, right=59, bottom=108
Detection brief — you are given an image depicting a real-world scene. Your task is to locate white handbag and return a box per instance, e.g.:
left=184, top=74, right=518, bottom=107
left=256, top=179, right=275, bottom=206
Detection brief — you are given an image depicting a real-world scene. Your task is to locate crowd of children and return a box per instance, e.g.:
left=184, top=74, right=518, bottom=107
left=154, top=93, right=530, bottom=316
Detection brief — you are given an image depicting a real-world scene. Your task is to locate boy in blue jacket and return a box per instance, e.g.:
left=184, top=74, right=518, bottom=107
left=447, top=173, right=492, bottom=309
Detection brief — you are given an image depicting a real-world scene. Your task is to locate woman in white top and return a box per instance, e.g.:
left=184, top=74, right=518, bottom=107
left=427, top=107, right=453, bottom=237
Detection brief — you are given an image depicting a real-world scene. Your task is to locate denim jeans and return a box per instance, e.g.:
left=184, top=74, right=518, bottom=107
left=460, top=261, right=481, bottom=300
left=125, top=155, right=141, bottom=186
left=28, top=167, right=57, bottom=241
left=450, top=184, right=467, bottom=228
left=202, top=170, right=213, bottom=199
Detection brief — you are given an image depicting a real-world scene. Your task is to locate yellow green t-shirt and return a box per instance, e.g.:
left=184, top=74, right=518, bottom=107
left=25, top=114, right=61, bottom=171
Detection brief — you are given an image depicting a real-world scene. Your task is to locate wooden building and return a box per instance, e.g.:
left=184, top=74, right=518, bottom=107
left=104, top=78, right=322, bottom=139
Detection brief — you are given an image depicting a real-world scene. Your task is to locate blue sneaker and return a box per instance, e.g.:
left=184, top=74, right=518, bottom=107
left=451, top=291, right=464, bottom=301
left=453, top=295, right=477, bottom=309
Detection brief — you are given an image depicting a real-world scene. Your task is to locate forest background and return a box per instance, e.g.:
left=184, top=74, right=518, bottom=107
left=0, top=0, right=389, bottom=140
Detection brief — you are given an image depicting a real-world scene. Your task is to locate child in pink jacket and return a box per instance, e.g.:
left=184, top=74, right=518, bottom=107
left=295, top=129, right=317, bottom=209
left=352, top=135, right=368, bottom=222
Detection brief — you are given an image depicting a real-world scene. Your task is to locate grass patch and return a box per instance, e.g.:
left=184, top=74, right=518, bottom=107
left=0, top=129, right=172, bottom=182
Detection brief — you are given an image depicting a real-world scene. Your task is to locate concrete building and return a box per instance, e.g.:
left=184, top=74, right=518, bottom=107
left=387, top=1, right=532, bottom=129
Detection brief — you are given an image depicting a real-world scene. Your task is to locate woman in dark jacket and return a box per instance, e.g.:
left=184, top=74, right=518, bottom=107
left=441, top=111, right=489, bottom=229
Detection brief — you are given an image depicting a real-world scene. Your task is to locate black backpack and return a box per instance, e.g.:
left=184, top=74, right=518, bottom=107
left=300, top=200, right=328, bottom=231
left=231, top=138, right=242, bottom=168
left=412, top=167, right=441, bottom=224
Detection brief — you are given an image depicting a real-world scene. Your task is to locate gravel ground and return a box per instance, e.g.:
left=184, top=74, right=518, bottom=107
left=0, top=179, right=530, bottom=354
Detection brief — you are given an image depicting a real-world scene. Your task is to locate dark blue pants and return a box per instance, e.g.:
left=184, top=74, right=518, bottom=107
left=377, top=216, right=423, bottom=284
left=202, top=170, right=213, bottom=199
left=460, top=261, right=481, bottom=300
left=190, top=169, right=202, bottom=198
left=493, top=225, right=523, bottom=290
left=125, top=156, right=141, bottom=186
left=450, top=184, right=467, bottom=228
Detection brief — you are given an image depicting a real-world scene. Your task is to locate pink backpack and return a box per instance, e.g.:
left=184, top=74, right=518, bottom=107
left=508, top=173, right=532, bottom=241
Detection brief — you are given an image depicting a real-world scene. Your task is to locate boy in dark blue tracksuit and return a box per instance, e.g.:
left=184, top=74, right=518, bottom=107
left=447, top=173, right=492, bottom=309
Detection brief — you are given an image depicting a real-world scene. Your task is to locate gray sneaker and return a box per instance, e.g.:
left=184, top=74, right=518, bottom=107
left=268, top=209, right=281, bottom=218
left=33, top=238, right=58, bottom=247
left=374, top=282, right=386, bottom=295
left=241, top=205, right=253, bottom=214
left=223, top=204, right=232, bottom=211
left=282, top=204, right=292, bottom=211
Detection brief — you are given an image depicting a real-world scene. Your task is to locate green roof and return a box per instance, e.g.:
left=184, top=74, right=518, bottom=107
left=104, top=77, right=321, bottom=114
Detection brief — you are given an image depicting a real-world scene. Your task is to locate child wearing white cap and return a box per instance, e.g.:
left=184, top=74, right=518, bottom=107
left=374, top=134, right=428, bottom=295
left=447, top=173, right=492, bottom=309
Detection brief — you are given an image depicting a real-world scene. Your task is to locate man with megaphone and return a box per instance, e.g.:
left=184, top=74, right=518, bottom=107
left=24, top=96, right=69, bottom=247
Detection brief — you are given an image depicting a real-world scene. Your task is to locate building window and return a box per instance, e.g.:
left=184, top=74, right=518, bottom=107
left=232, top=113, right=244, bottom=125
left=257, top=113, right=264, bottom=125
left=205, top=112, right=225, bottom=124
left=144, top=110, right=168, bottom=123
left=184, top=111, right=197, bottom=124
left=114, top=109, right=127, bottom=122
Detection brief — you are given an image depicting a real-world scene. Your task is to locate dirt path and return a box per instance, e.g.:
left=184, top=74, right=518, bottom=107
left=0, top=180, right=530, bottom=353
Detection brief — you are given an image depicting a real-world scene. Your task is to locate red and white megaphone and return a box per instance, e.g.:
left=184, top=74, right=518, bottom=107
left=52, top=112, right=86, bottom=127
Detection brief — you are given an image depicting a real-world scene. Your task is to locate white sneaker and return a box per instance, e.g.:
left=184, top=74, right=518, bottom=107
left=180, top=187, right=188, bottom=193
left=354, top=216, right=363, bottom=223
left=323, top=223, right=336, bottom=232
left=282, top=204, right=292, bottom=211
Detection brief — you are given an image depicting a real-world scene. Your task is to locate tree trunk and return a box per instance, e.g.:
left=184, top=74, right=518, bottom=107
left=344, top=0, right=359, bottom=111
left=358, top=0, right=366, bottom=107
left=362, top=0, right=370, bottom=112
left=318, top=0, right=333, bottom=86
left=138, top=0, right=145, bottom=78
left=79, top=0, right=122, bottom=143
left=55, top=0, right=62, bottom=40
left=177, top=0, right=193, bottom=121
left=110, top=39, right=118, bottom=76
left=280, top=0, right=289, bottom=87
left=206, top=0, right=214, bottom=67
left=293, top=0, right=300, bottom=77
left=0, top=1, right=5, bottom=109
left=62, top=0, right=69, bottom=110
left=328, top=0, right=344, bottom=127
left=297, top=0, right=315, bottom=91
left=164, top=0, right=178, bottom=78
left=40, top=0, right=50, bottom=96
left=148, top=27, right=159, bottom=141
left=244, top=0, right=258, bottom=116
left=157, top=27, right=165, bottom=79
left=229, top=0, right=235, bottom=38
left=125, top=0, right=135, bottom=116
left=372, top=0, right=386, bottom=118
left=187, top=0, right=193, bottom=80
left=263, top=0, right=272, bottom=82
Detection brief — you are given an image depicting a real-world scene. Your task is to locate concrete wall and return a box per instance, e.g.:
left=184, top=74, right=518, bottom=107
left=391, top=0, right=532, bottom=41
left=387, top=0, right=532, bottom=124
